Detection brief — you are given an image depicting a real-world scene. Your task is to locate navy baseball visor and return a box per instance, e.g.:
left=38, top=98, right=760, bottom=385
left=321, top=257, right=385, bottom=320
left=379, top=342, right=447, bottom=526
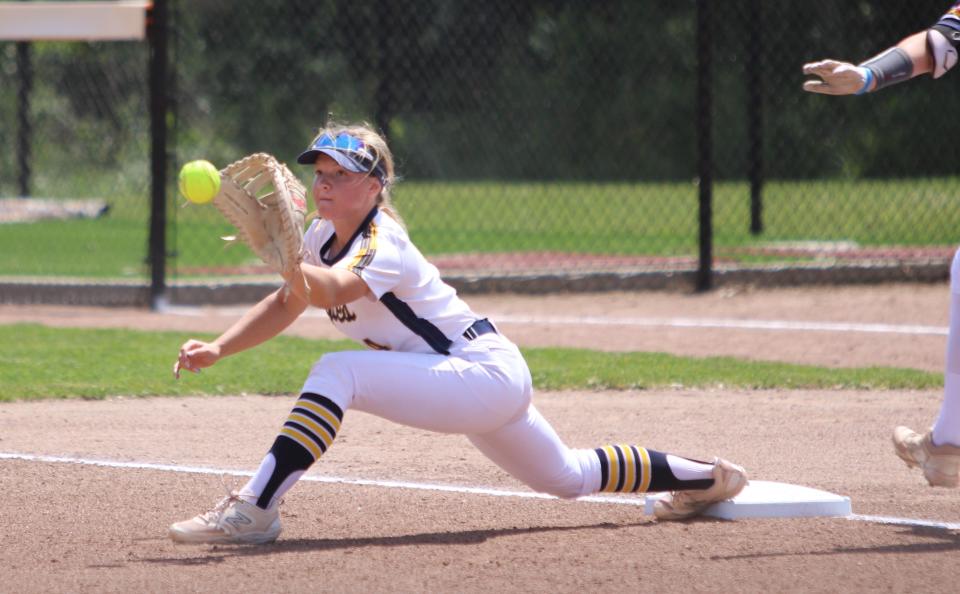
left=297, top=132, right=386, bottom=184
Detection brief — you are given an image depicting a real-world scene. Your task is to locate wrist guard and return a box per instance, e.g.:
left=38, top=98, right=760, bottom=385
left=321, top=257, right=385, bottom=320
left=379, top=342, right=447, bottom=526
left=859, top=47, right=913, bottom=91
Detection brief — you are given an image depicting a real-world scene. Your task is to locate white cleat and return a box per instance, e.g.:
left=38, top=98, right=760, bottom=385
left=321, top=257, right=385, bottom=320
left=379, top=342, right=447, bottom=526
left=654, top=458, right=748, bottom=521
left=893, top=426, right=960, bottom=488
left=169, top=492, right=281, bottom=544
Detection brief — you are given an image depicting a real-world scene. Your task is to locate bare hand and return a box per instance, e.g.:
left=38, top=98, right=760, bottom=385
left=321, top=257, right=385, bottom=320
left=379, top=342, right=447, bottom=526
left=173, top=339, right=222, bottom=379
left=802, top=60, right=870, bottom=95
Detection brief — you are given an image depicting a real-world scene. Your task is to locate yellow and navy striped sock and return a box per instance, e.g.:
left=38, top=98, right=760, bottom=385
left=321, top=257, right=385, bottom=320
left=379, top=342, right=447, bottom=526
left=593, top=445, right=714, bottom=493
left=256, top=393, right=343, bottom=508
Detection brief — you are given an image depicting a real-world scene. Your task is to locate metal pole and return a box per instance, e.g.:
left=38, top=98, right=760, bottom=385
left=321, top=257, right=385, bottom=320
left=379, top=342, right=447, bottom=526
left=696, top=0, right=713, bottom=292
left=373, top=5, right=392, bottom=137
left=747, top=0, right=764, bottom=235
left=16, top=40, right=32, bottom=198
left=148, top=0, right=169, bottom=309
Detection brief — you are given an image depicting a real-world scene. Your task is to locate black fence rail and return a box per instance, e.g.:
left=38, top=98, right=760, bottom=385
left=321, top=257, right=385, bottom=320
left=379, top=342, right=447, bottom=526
left=1, top=0, right=956, bottom=305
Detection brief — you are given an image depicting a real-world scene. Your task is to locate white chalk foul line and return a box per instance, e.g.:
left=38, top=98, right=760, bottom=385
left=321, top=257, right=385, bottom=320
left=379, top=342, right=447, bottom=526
left=848, top=514, right=960, bottom=531
left=6, top=452, right=960, bottom=530
left=0, top=452, right=638, bottom=507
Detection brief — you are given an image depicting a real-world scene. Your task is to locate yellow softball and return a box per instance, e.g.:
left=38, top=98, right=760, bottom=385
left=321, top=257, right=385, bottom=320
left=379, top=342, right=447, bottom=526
left=177, top=160, right=221, bottom=204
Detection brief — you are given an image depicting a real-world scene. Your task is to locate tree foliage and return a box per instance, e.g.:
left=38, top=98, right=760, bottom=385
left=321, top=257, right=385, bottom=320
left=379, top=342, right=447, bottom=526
left=1, top=0, right=955, bottom=197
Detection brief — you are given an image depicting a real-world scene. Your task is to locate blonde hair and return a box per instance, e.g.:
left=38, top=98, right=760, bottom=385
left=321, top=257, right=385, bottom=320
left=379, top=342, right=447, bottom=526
left=310, top=120, right=405, bottom=229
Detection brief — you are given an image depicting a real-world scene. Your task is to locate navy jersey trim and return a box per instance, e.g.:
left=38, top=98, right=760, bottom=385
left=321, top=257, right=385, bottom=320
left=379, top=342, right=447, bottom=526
left=380, top=292, right=453, bottom=355
left=320, top=206, right=379, bottom=266
left=300, top=392, right=344, bottom=420
left=594, top=448, right=610, bottom=491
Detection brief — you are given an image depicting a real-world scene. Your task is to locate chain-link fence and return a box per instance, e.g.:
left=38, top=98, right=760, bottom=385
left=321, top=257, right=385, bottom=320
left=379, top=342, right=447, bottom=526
left=711, top=0, right=959, bottom=285
left=1, top=0, right=957, bottom=302
left=0, top=31, right=150, bottom=279
left=168, top=0, right=701, bottom=289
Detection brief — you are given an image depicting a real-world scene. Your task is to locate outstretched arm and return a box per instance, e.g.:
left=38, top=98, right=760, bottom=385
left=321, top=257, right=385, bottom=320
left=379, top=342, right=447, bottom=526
left=802, top=32, right=933, bottom=95
left=803, top=5, right=960, bottom=95
left=174, top=287, right=308, bottom=378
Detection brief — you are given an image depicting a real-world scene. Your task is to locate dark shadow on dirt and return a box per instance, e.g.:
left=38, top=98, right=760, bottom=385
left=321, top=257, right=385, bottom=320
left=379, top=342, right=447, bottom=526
left=709, top=525, right=960, bottom=561
left=135, top=521, right=650, bottom=566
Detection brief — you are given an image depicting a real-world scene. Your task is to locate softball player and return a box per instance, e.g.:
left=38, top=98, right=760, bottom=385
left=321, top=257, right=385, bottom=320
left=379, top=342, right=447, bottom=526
left=169, top=122, right=747, bottom=544
left=803, top=4, right=960, bottom=487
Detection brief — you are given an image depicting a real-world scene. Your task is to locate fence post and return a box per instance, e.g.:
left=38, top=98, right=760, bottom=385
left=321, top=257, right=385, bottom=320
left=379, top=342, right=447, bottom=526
left=748, top=0, right=764, bottom=235
left=373, top=5, right=394, bottom=137
left=16, top=40, right=32, bottom=198
left=696, top=0, right=713, bottom=292
left=148, top=0, right=169, bottom=309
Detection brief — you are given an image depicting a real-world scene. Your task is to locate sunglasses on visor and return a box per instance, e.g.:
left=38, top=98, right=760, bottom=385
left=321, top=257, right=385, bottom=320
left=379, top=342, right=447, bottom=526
left=300, top=133, right=387, bottom=183
left=315, top=133, right=375, bottom=161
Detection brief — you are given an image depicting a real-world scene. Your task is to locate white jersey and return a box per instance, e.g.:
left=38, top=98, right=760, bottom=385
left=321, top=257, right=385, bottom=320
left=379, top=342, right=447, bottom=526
left=302, top=207, right=479, bottom=354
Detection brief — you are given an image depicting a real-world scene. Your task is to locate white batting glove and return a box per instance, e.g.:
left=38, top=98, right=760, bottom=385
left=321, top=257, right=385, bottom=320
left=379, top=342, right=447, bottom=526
left=802, top=60, right=873, bottom=95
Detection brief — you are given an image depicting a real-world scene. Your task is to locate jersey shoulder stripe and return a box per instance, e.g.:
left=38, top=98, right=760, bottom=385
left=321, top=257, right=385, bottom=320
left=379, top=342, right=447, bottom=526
left=347, top=220, right=378, bottom=275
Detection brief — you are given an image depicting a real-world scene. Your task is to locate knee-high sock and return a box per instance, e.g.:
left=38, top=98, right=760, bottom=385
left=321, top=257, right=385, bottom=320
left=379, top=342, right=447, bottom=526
left=593, top=445, right=714, bottom=493
left=239, top=393, right=343, bottom=509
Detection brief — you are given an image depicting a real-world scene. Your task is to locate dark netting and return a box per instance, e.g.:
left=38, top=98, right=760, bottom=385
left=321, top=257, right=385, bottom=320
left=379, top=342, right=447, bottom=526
left=711, top=0, right=958, bottom=284
left=2, top=0, right=957, bottom=295
left=169, top=0, right=699, bottom=285
left=0, top=37, right=150, bottom=279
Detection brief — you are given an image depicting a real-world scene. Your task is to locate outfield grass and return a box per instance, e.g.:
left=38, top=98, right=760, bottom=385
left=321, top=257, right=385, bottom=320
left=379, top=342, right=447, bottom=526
left=0, top=324, right=941, bottom=401
left=0, top=177, right=957, bottom=278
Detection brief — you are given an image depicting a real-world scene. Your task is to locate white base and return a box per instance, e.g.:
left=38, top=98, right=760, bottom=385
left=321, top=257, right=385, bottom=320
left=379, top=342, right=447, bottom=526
left=644, top=480, right=851, bottom=519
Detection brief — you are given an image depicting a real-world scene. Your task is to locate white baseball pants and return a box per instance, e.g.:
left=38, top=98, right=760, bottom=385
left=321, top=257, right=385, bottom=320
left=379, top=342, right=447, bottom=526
left=301, top=333, right=602, bottom=498
left=934, top=247, right=960, bottom=446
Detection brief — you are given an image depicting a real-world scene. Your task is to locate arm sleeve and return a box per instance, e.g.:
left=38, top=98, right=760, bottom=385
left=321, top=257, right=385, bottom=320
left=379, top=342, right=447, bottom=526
left=332, top=227, right=403, bottom=299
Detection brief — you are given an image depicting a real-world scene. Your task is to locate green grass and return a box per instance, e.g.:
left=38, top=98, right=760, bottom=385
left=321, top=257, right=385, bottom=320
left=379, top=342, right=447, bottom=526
left=0, top=217, right=151, bottom=277
left=0, top=324, right=351, bottom=400
left=1, top=177, right=958, bottom=278
left=0, top=324, right=941, bottom=401
left=524, top=348, right=938, bottom=391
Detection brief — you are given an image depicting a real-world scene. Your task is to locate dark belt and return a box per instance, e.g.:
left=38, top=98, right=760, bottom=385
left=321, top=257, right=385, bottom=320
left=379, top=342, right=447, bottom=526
left=462, top=318, right=497, bottom=340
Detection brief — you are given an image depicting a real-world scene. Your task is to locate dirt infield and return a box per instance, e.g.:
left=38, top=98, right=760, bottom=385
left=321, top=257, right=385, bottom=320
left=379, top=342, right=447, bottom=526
left=2, top=284, right=959, bottom=592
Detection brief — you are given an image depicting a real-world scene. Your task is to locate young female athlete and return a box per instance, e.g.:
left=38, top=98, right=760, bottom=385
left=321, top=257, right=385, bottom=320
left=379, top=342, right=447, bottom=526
left=169, top=122, right=748, bottom=544
left=803, top=3, right=960, bottom=487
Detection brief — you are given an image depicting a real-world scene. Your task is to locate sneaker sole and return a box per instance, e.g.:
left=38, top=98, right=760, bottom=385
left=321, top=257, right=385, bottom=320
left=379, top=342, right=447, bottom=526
left=654, top=471, right=748, bottom=521
left=169, top=525, right=281, bottom=545
left=893, top=446, right=920, bottom=468
left=924, top=471, right=960, bottom=488
left=653, top=500, right=704, bottom=521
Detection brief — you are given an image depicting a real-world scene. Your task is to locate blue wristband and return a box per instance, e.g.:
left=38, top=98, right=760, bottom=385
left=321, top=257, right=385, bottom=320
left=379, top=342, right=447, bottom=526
left=856, top=68, right=874, bottom=95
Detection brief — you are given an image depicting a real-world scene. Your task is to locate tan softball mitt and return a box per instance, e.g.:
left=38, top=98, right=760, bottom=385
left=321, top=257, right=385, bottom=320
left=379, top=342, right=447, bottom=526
left=213, top=153, right=308, bottom=279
